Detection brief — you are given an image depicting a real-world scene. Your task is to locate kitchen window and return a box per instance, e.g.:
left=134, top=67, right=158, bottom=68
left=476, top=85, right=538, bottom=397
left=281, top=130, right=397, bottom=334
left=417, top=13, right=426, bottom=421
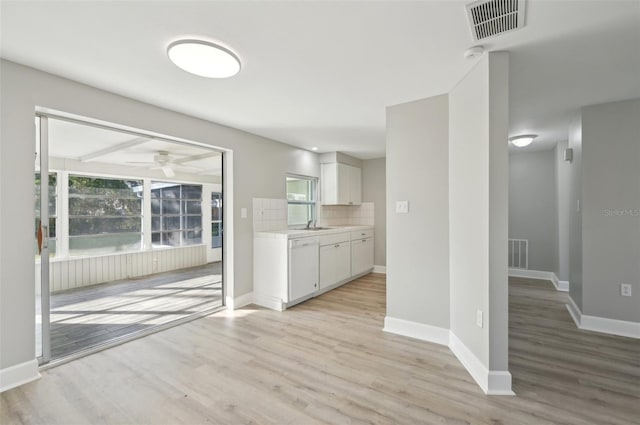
left=286, top=175, right=317, bottom=227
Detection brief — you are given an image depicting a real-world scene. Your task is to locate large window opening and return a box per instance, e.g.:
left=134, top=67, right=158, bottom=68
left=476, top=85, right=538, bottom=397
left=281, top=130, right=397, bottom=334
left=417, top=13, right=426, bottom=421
left=35, top=114, right=225, bottom=363
left=69, top=176, right=143, bottom=255
left=151, top=182, right=203, bottom=247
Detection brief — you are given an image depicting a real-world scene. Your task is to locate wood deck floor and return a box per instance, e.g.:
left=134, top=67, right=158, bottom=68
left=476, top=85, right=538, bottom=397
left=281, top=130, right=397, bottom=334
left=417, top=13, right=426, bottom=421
left=3, top=274, right=639, bottom=424
left=49, top=262, right=222, bottom=359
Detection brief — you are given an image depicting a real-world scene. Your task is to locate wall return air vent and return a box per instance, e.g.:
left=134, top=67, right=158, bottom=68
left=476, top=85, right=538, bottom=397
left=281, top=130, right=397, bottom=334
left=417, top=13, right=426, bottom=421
left=466, top=0, right=526, bottom=41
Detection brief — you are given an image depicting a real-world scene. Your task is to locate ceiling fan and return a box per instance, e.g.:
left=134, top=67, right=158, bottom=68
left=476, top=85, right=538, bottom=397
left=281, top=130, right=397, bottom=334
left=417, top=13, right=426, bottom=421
left=126, top=150, right=194, bottom=177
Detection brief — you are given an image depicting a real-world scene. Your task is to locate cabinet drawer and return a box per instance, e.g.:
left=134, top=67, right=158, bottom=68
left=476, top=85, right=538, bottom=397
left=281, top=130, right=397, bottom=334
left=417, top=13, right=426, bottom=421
left=350, top=229, right=373, bottom=240
left=319, top=232, right=350, bottom=246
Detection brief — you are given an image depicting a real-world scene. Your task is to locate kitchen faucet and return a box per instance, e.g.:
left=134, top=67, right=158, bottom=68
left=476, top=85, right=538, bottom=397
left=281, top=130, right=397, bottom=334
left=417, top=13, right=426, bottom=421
left=306, top=220, right=313, bottom=230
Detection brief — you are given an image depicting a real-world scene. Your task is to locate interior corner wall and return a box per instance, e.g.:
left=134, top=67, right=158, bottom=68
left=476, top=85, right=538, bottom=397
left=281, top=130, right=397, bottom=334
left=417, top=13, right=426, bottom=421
left=568, top=115, right=584, bottom=310
left=509, top=150, right=558, bottom=273
left=581, top=98, right=640, bottom=322
left=0, top=59, right=319, bottom=371
left=386, top=95, right=450, bottom=328
left=449, top=52, right=509, bottom=372
left=555, top=140, right=571, bottom=282
left=361, top=158, right=386, bottom=267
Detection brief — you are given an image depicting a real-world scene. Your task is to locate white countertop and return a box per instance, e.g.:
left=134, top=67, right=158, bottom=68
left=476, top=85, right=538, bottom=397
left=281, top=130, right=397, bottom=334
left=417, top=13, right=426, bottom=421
left=254, top=225, right=373, bottom=240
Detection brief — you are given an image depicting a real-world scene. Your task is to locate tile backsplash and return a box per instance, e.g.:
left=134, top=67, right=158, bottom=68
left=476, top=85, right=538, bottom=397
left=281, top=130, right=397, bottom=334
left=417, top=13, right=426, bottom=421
left=253, top=198, right=288, bottom=232
left=253, top=198, right=375, bottom=232
left=318, top=202, right=374, bottom=226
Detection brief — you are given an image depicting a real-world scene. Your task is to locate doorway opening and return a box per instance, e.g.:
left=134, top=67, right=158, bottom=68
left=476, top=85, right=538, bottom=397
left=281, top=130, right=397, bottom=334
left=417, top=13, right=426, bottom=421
left=35, top=114, right=225, bottom=363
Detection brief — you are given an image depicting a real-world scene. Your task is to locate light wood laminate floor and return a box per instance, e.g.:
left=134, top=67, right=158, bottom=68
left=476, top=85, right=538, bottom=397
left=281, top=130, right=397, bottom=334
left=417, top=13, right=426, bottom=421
left=2, top=274, right=639, bottom=424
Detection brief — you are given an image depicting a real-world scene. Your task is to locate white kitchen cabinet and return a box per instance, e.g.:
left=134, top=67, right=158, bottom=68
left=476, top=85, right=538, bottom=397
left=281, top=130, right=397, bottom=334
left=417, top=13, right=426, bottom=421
left=351, top=235, right=374, bottom=276
left=253, top=226, right=373, bottom=311
left=320, top=241, right=351, bottom=290
left=321, top=162, right=362, bottom=205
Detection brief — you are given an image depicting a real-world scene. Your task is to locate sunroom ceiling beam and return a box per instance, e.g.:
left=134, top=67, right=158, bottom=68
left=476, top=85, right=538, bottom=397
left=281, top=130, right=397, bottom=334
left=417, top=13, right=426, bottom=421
left=173, top=151, right=219, bottom=164
left=78, top=136, right=150, bottom=162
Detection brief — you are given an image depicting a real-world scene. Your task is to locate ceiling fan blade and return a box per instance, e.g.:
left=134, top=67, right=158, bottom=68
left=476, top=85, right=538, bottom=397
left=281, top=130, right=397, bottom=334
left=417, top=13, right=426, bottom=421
left=161, top=165, right=175, bottom=178
left=126, top=161, right=156, bottom=165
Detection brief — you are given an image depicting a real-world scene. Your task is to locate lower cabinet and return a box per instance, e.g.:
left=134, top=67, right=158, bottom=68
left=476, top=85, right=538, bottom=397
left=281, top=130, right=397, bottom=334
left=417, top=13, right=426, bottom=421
left=351, top=236, right=374, bottom=276
left=253, top=227, right=374, bottom=311
left=319, top=241, right=351, bottom=290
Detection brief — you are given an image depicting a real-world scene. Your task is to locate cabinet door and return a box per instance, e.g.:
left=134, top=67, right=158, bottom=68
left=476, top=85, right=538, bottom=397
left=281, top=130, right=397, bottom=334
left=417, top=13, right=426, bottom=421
left=321, top=163, right=338, bottom=205
left=348, top=165, right=362, bottom=205
left=336, top=163, right=350, bottom=205
left=334, top=242, right=352, bottom=282
left=351, top=237, right=374, bottom=276
left=319, top=245, right=335, bottom=289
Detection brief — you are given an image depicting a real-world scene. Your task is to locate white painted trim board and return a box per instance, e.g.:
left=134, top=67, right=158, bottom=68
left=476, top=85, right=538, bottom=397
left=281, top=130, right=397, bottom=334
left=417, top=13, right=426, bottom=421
left=566, top=296, right=640, bottom=339
left=383, top=316, right=514, bottom=395
left=383, top=316, right=449, bottom=346
left=0, top=359, right=40, bottom=393
left=373, top=265, right=387, bottom=274
left=508, top=269, right=569, bottom=292
left=226, top=292, right=254, bottom=310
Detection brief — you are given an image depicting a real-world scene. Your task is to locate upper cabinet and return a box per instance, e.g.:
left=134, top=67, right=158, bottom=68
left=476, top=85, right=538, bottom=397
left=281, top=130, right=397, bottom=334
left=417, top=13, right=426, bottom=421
left=321, top=162, right=362, bottom=205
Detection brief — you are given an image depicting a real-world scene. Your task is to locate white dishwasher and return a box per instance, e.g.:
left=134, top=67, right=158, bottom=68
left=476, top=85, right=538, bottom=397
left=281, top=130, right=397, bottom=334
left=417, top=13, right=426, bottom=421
left=288, top=237, right=320, bottom=304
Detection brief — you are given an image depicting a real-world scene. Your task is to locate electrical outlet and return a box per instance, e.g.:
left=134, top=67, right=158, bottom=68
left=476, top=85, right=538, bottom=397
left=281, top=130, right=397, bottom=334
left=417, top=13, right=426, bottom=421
left=476, top=310, right=483, bottom=328
left=395, top=200, right=409, bottom=213
left=621, top=283, right=632, bottom=297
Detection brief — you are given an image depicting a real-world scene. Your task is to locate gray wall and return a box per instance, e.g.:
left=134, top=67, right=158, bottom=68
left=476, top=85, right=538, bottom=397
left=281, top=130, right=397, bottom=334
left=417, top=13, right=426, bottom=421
left=581, top=98, right=640, bottom=322
left=362, top=158, right=386, bottom=267
left=0, top=60, right=319, bottom=370
left=509, top=150, right=558, bottom=273
left=449, top=52, right=509, bottom=371
left=568, top=115, right=584, bottom=310
left=386, top=95, right=450, bottom=328
left=555, top=139, right=571, bottom=282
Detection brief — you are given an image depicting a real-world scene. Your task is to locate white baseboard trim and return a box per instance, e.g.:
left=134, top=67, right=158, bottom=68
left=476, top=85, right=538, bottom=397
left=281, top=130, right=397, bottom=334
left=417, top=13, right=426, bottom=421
left=383, top=317, right=513, bottom=395
left=508, top=269, right=569, bottom=292
left=558, top=280, right=570, bottom=291
left=373, top=265, right=387, bottom=274
left=0, top=359, right=40, bottom=393
left=566, top=296, right=582, bottom=328
left=566, top=296, right=639, bottom=339
left=232, top=292, right=254, bottom=309
left=383, top=316, right=449, bottom=346
left=252, top=293, right=284, bottom=311
left=449, top=332, right=514, bottom=396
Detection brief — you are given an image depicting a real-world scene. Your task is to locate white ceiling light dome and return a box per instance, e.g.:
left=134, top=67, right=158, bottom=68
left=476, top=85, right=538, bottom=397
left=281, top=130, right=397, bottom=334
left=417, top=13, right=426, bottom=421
left=167, top=39, right=241, bottom=78
left=509, top=134, right=537, bottom=147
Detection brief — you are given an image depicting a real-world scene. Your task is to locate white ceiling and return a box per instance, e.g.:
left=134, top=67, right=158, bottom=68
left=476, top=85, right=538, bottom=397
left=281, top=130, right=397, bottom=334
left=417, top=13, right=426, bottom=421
left=2, top=1, right=639, bottom=157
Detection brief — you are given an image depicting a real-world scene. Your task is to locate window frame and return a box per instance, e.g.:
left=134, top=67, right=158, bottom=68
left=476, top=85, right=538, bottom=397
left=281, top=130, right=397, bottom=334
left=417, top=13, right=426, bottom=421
left=286, top=174, right=318, bottom=228
left=67, top=175, right=144, bottom=256
left=150, top=181, right=204, bottom=248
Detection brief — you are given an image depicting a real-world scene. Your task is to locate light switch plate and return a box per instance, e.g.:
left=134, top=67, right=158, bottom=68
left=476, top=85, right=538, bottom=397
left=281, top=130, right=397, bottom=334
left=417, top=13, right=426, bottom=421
left=476, top=310, right=483, bottom=328
left=621, top=283, right=632, bottom=297
left=396, top=200, right=409, bottom=213
left=240, top=207, right=247, bottom=219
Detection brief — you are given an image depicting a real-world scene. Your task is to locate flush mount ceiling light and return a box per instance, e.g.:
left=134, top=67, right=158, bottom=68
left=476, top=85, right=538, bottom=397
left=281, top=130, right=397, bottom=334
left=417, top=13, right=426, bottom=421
left=509, top=134, right=537, bottom=147
left=167, top=39, right=241, bottom=78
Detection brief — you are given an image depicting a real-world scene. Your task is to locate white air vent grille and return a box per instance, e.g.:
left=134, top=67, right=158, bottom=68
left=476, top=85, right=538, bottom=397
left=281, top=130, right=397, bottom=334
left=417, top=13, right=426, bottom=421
left=466, top=0, right=526, bottom=41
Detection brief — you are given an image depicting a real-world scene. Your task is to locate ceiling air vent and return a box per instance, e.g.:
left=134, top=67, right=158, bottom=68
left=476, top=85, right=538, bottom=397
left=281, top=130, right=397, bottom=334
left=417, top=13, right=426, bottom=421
left=465, top=0, right=526, bottom=41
